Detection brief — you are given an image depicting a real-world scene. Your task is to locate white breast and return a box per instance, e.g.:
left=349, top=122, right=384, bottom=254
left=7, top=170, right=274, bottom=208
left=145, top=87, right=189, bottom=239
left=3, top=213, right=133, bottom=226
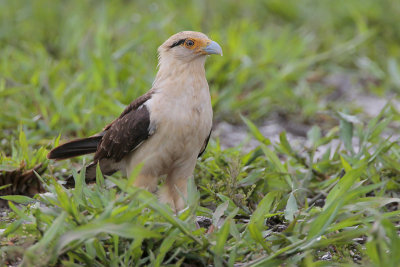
left=124, top=82, right=212, bottom=178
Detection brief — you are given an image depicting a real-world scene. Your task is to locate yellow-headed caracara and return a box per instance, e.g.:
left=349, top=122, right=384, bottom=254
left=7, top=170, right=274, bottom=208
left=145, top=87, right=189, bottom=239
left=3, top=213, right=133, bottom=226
left=48, top=31, right=222, bottom=211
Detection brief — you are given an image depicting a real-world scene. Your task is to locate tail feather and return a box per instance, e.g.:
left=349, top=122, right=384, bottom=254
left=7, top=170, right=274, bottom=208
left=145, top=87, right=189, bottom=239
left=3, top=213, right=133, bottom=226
left=64, top=159, right=119, bottom=188
left=47, top=136, right=102, bottom=160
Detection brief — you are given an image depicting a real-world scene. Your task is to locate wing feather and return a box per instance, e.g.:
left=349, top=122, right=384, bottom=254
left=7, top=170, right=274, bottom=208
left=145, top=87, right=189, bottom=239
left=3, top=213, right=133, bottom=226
left=198, top=130, right=211, bottom=157
left=94, top=91, right=154, bottom=162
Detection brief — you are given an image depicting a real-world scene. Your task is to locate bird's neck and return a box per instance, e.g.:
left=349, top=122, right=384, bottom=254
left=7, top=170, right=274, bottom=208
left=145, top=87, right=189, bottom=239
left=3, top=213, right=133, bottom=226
left=153, top=56, right=207, bottom=90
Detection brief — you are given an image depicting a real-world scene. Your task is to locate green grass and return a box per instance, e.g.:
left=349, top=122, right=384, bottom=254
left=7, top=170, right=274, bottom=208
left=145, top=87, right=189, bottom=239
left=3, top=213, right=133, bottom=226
left=1, top=0, right=400, bottom=266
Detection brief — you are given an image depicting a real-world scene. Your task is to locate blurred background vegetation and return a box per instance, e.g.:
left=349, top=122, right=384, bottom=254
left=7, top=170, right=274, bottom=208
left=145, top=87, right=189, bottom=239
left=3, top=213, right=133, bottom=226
left=1, top=0, right=400, bottom=266
left=2, top=0, right=400, bottom=143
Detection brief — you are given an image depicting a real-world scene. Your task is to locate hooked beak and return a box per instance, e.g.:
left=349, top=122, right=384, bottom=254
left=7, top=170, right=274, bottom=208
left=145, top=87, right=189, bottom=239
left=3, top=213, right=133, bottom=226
left=202, top=41, right=223, bottom=56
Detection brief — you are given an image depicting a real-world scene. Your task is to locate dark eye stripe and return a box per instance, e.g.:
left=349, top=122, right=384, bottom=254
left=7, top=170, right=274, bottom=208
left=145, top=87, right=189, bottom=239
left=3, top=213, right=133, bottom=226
left=169, top=39, right=186, bottom=48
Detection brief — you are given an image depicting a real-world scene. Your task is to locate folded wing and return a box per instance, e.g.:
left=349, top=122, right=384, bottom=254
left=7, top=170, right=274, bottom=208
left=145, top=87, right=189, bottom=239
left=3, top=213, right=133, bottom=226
left=47, top=91, right=154, bottom=163
left=94, top=103, right=151, bottom=162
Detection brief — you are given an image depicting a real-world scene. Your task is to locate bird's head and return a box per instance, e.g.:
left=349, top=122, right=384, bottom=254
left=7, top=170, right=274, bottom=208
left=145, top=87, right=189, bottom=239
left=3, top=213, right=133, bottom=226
left=158, top=31, right=222, bottom=64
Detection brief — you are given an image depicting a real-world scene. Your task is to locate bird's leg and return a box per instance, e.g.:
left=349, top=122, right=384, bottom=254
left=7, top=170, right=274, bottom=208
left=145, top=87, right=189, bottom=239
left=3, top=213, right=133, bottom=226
left=158, top=175, right=188, bottom=213
left=132, top=174, right=158, bottom=193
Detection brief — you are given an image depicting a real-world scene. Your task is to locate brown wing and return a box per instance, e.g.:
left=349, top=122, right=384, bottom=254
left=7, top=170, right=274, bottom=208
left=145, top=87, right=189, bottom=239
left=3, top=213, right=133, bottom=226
left=94, top=91, right=154, bottom=162
left=103, top=91, right=153, bottom=131
left=198, top=130, right=211, bottom=157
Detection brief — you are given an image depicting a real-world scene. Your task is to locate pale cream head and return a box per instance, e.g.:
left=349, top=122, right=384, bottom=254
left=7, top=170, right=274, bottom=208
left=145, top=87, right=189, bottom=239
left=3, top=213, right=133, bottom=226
left=158, top=31, right=222, bottom=63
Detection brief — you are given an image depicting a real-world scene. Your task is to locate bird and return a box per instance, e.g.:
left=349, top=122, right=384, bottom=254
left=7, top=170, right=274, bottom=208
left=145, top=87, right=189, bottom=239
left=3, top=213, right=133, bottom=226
left=47, top=31, right=222, bottom=212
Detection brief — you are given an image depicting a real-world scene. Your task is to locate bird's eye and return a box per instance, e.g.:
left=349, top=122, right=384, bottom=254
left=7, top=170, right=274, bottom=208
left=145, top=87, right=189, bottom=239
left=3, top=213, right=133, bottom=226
left=186, top=40, right=195, bottom=47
